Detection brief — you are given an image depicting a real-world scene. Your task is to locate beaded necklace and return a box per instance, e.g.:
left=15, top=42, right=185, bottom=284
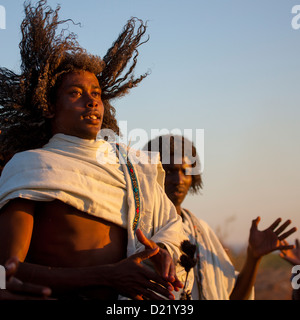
left=116, top=144, right=141, bottom=232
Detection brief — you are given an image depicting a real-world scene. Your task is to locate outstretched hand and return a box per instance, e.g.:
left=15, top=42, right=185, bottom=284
left=248, top=217, right=297, bottom=259
left=280, top=239, right=300, bottom=266
left=135, top=229, right=183, bottom=292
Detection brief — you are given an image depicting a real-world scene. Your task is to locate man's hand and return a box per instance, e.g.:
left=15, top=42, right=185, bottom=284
left=248, top=217, right=297, bottom=260
left=135, top=228, right=183, bottom=292
left=280, top=239, right=300, bottom=266
left=110, top=247, right=177, bottom=300
left=0, top=257, right=52, bottom=300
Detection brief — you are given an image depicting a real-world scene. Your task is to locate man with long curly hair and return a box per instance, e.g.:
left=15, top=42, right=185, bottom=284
left=0, top=1, right=188, bottom=299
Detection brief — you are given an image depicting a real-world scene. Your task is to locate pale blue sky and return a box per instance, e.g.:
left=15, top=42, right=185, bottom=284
left=0, top=0, right=300, bottom=247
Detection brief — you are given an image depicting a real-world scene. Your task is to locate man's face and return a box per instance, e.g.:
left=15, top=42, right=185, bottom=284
left=163, top=156, right=192, bottom=207
left=51, top=70, right=104, bottom=140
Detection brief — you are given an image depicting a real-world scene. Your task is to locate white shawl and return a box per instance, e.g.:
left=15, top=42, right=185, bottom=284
left=0, top=134, right=129, bottom=228
left=182, top=208, right=238, bottom=300
left=0, top=134, right=191, bottom=292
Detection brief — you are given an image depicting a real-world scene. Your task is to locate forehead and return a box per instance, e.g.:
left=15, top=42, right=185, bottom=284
left=163, top=156, right=192, bottom=168
left=59, top=70, right=100, bottom=88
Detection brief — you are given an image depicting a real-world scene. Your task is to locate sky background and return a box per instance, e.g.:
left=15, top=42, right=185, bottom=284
left=0, top=0, right=299, bottom=249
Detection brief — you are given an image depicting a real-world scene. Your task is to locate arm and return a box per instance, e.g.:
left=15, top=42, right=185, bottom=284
left=0, top=257, right=52, bottom=300
left=230, top=217, right=297, bottom=300
left=0, top=201, right=175, bottom=300
left=0, top=201, right=51, bottom=299
left=0, top=198, right=34, bottom=264
left=16, top=247, right=175, bottom=300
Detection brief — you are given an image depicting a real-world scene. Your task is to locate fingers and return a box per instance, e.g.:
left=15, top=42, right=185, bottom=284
left=279, top=252, right=285, bottom=258
left=277, top=243, right=295, bottom=251
left=268, top=218, right=297, bottom=241
left=273, top=219, right=297, bottom=241
left=251, top=216, right=261, bottom=230
left=6, top=277, right=52, bottom=297
left=136, top=228, right=148, bottom=245
left=134, top=230, right=186, bottom=298
left=274, top=219, right=291, bottom=235
left=22, top=283, right=52, bottom=297
left=280, top=239, right=289, bottom=248
left=4, top=257, right=19, bottom=279
left=124, top=267, right=175, bottom=300
left=133, top=249, right=175, bottom=292
left=113, top=255, right=176, bottom=301
left=136, top=229, right=175, bottom=282
left=133, top=247, right=159, bottom=263
left=16, top=280, right=52, bottom=297
left=136, top=228, right=156, bottom=250
left=166, top=257, right=176, bottom=283
left=268, top=218, right=282, bottom=231
left=157, top=253, right=183, bottom=289
left=146, top=280, right=175, bottom=300
left=3, top=257, right=51, bottom=298
left=172, top=275, right=184, bottom=291
left=278, top=227, right=297, bottom=241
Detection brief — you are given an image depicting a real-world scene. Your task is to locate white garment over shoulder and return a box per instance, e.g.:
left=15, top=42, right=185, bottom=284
left=181, top=208, right=254, bottom=300
left=0, top=134, right=129, bottom=228
left=0, top=134, right=193, bottom=296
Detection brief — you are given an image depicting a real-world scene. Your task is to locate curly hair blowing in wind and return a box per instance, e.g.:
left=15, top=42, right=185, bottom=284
left=0, top=0, right=149, bottom=171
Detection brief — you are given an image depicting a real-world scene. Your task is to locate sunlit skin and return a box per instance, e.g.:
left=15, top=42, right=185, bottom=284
left=280, top=239, right=300, bottom=265
left=51, top=70, right=104, bottom=140
left=163, top=156, right=192, bottom=216
left=33, top=71, right=128, bottom=297
left=163, top=155, right=297, bottom=299
left=0, top=71, right=182, bottom=300
left=0, top=257, right=52, bottom=300
left=0, top=72, right=127, bottom=298
left=280, top=239, right=300, bottom=300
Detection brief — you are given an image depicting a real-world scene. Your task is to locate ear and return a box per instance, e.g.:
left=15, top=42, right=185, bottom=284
left=44, top=104, right=55, bottom=119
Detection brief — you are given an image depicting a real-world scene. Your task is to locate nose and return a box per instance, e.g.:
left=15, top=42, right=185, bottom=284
left=86, top=97, right=98, bottom=108
left=173, top=170, right=185, bottom=185
left=85, top=92, right=99, bottom=108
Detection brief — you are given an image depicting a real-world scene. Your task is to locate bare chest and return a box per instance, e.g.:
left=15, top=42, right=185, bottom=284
left=27, top=200, right=128, bottom=267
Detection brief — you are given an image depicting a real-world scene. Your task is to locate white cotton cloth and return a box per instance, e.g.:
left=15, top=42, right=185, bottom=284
left=181, top=208, right=254, bottom=300
left=0, top=134, right=192, bottom=295
left=0, top=134, right=129, bottom=228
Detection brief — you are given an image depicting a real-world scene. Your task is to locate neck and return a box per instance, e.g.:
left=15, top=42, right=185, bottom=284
left=175, top=205, right=182, bottom=216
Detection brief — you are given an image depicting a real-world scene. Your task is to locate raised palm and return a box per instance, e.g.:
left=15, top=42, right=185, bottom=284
left=248, top=217, right=297, bottom=259
left=280, top=239, right=300, bottom=266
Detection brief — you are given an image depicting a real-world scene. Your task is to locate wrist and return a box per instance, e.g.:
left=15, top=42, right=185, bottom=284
left=247, top=245, right=262, bottom=263
left=85, top=264, right=115, bottom=288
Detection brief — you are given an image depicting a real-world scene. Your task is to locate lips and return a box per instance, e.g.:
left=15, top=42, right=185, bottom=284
left=166, top=186, right=186, bottom=204
left=174, top=186, right=186, bottom=193
left=81, top=111, right=102, bottom=125
left=168, top=186, right=186, bottom=200
left=81, top=111, right=101, bottom=120
left=84, top=114, right=98, bottom=120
